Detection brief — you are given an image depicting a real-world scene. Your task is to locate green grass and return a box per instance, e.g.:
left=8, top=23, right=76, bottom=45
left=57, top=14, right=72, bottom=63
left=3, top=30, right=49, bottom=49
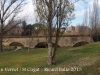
left=0, top=42, right=100, bottom=75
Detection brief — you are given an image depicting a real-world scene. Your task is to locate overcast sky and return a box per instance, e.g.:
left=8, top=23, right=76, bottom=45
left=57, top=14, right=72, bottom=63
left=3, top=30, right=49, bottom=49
left=20, top=0, right=100, bottom=26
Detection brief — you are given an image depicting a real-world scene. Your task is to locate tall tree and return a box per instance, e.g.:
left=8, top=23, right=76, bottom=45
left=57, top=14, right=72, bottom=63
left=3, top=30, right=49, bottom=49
left=22, top=20, right=27, bottom=36
left=89, top=0, right=100, bottom=41
left=0, top=0, right=25, bottom=52
left=52, top=0, right=75, bottom=63
left=34, top=0, right=77, bottom=64
left=81, top=9, right=89, bottom=36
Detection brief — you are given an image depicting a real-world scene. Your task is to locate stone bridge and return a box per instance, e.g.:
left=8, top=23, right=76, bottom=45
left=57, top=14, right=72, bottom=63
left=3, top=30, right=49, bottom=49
left=3, top=35, right=93, bottom=48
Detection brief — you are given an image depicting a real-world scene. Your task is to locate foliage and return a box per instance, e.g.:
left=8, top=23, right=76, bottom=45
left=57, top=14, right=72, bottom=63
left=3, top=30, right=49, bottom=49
left=22, top=23, right=47, bottom=36
left=22, top=20, right=27, bottom=36
left=25, top=24, right=33, bottom=36
left=92, top=31, right=100, bottom=42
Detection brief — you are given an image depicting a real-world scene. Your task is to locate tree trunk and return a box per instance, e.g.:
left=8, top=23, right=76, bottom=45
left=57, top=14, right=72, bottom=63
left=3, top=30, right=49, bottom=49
left=47, top=16, right=53, bottom=64
left=0, top=36, right=3, bottom=52
left=52, top=2, right=62, bottom=64
left=47, top=0, right=53, bottom=65
left=52, top=8, right=60, bottom=63
left=47, top=21, right=53, bottom=65
left=47, top=42, right=52, bottom=65
left=0, top=20, right=3, bottom=52
left=52, top=31, right=59, bottom=63
left=47, top=21, right=52, bottom=64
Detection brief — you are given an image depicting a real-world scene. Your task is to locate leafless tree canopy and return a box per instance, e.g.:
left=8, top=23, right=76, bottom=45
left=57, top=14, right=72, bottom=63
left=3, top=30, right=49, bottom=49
left=0, top=0, right=25, bottom=52
left=80, top=0, right=100, bottom=42
left=34, top=0, right=76, bottom=65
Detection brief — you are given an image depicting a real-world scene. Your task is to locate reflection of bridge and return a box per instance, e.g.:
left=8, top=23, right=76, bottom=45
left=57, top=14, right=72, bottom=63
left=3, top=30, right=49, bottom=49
left=3, top=35, right=93, bottom=48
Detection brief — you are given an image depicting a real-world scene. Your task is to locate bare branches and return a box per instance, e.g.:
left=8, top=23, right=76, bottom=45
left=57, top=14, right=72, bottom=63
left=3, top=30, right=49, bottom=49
left=3, top=0, right=24, bottom=22
left=44, top=0, right=49, bottom=7
left=3, top=0, right=17, bottom=19
left=34, top=0, right=75, bottom=64
left=3, top=20, right=21, bottom=35
left=71, top=0, right=86, bottom=4
left=0, top=0, right=25, bottom=51
left=0, top=0, right=25, bottom=29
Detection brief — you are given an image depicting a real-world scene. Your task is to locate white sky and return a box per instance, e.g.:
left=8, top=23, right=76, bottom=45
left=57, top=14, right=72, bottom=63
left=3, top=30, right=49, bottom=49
left=17, top=0, right=36, bottom=24
left=2, top=0, right=36, bottom=25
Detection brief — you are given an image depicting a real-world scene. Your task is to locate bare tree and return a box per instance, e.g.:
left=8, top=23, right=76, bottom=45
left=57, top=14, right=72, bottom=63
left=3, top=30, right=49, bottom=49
left=4, top=19, right=22, bottom=36
left=0, top=0, right=25, bottom=52
left=80, top=9, right=88, bottom=43
left=52, top=0, right=75, bottom=63
left=34, top=0, right=79, bottom=64
left=89, top=0, right=100, bottom=42
left=36, top=0, right=53, bottom=65
left=22, top=20, right=27, bottom=36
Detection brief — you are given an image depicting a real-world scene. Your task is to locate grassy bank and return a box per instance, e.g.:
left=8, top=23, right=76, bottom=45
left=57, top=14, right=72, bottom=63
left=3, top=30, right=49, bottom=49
left=0, top=42, right=100, bottom=75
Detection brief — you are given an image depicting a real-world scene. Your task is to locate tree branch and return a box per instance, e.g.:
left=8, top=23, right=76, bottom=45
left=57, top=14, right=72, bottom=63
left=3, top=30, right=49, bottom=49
left=3, top=0, right=24, bottom=22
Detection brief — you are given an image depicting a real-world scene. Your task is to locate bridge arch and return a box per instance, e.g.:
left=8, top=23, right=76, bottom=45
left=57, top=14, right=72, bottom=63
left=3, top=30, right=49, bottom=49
left=73, top=41, right=89, bottom=47
left=34, top=42, right=60, bottom=48
left=9, top=42, right=24, bottom=47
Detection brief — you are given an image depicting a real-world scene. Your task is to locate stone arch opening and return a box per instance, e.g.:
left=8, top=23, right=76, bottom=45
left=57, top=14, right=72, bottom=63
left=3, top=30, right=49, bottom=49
left=35, top=42, right=60, bottom=48
left=73, top=41, right=89, bottom=47
left=9, top=42, right=24, bottom=49
left=9, top=42, right=24, bottom=46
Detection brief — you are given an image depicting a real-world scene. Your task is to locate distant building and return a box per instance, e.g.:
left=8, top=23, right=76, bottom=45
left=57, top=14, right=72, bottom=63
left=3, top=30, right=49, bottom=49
left=68, top=26, right=75, bottom=32
left=75, top=26, right=89, bottom=33
left=6, top=27, right=23, bottom=36
left=12, top=27, right=23, bottom=35
left=75, top=26, right=81, bottom=32
left=60, top=28, right=66, bottom=32
left=68, top=25, right=90, bottom=33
